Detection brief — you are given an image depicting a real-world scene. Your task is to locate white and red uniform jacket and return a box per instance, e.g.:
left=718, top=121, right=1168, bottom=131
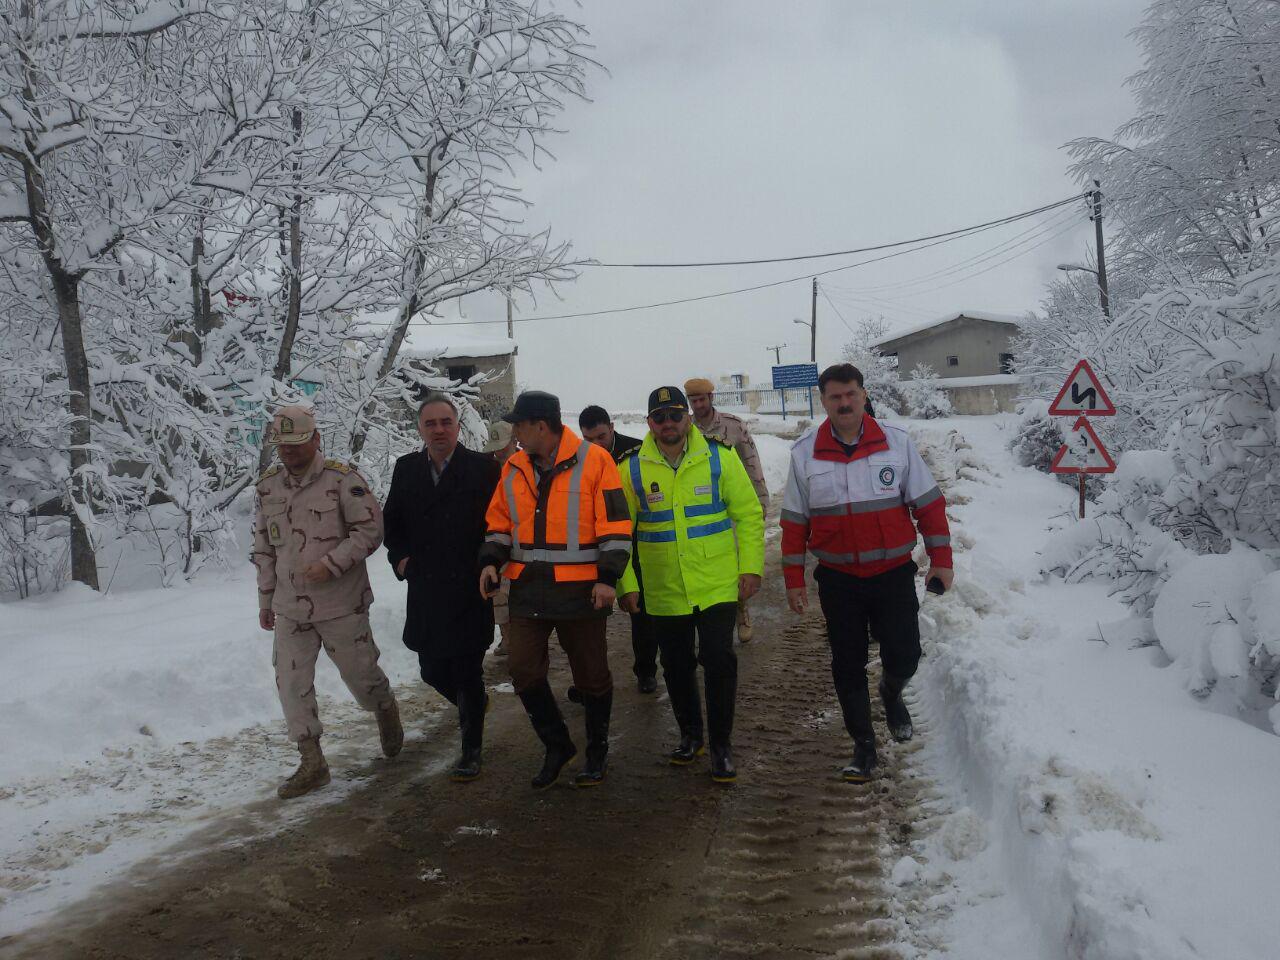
left=780, top=416, right=952, bottom=588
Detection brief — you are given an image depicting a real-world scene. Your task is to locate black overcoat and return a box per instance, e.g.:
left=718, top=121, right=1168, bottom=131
left=383, top=444, right=502, bottom=658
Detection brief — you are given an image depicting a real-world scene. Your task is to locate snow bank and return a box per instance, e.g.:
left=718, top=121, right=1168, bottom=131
left=911, top=416, right=1280, bottom=960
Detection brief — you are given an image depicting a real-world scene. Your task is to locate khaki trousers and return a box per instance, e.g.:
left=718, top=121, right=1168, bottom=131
left=273, top=612, right=392, bottom=742
left=506, top=616, right=612, bottom=697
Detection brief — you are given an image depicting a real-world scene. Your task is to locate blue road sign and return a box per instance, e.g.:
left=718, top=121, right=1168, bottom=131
left=771, top=363, right=819, bottom=389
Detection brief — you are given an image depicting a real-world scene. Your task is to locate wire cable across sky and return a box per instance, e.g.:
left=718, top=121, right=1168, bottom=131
left=415, top=192, right=1090, bottom=327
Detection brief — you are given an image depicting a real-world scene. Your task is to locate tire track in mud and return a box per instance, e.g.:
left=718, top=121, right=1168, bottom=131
left=646, top=607, right=933, bottom=960
left=3, top=499, right=946, bottom=960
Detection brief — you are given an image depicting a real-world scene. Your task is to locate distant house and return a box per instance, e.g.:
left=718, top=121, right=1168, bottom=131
left=400, top=330, right=517, bottom=421
left=873, top=311, right=1023, bottom=414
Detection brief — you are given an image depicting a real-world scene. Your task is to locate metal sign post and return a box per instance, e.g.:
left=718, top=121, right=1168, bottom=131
left=772, top=363, right=819, bottom=422
left=1048, top=361, right=1119, bottom=517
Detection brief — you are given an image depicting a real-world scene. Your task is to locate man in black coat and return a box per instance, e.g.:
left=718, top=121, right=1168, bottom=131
left=578, top=405, right=657, bottom=694
left=384, top=393, right=501, bottom=782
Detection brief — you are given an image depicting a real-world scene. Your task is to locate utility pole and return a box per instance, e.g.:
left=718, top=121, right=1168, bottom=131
left=506, top=294, right=514, bottom=339
left=1091, top=181, right=1111, bottom=319
left=810, top=278, right=817, bottom=362
left=766, top=344, right=786, bottom=365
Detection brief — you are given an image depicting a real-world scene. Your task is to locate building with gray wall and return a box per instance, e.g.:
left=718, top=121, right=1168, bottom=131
left=873, top=312, right=1020, bottom=378
left=874, top=312, right=1023, bottom=414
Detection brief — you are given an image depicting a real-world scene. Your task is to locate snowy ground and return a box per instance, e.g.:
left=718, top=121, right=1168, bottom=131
left=3, top=414, right=1278, bottom=957
left=899, top=415, right=1280, bottom=960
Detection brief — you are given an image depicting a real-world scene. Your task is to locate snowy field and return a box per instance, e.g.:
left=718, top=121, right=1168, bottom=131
left=3, top=414, right=1278, bottom=958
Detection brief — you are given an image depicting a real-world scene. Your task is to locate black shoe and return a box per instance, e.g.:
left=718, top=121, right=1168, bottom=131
left=450, top=746, right=482, bottom=783
left=575, top=690, right=612, bottom=787
left=567, top=686, right=583, bottom=705
left=637, top=675, right=658, bottom=695
left=879, top=679, right=914, bottom=742
left=710, top=745, right=737, bottom=783
left=668, top=734, right=706, bottom=766
left=842, top=741, right=878, bottom=783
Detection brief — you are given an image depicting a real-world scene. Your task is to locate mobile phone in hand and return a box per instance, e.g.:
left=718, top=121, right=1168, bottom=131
left=926, top=576, right=946, bottom=596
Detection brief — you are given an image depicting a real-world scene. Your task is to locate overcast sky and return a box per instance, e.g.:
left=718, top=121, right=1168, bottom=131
left=415, top=0, right=1151, bottom=413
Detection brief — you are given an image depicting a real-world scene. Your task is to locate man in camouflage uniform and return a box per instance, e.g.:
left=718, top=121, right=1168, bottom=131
left=253, top=405, right=403, bottom=799
left=685, top=377, right=770, bottom=643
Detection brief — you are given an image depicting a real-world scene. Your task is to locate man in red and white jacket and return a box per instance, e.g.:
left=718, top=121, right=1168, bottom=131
left=781, top=363, right=954, bottom=783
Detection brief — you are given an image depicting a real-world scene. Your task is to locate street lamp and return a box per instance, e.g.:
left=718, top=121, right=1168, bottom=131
left=792, top=317, right=815, bottom=362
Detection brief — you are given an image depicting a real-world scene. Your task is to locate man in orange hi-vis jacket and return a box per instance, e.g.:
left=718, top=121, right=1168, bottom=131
left=479, top=391, right=633, bottom=790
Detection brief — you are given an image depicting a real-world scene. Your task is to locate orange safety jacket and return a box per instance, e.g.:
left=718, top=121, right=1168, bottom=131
left=480, top=426, right=633, bottom=619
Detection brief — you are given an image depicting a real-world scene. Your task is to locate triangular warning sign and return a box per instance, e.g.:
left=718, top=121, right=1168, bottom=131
left=1049, top=359, right=1116, bottom=416
left=1050, top=417, right=1118, bottom=474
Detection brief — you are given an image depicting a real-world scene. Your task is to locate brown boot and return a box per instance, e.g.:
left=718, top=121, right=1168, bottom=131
left=278, top=736, right=330, bottom=799
left=736, top=602, right=754, bottom=643
left=376, top=699, right=404, bottom=758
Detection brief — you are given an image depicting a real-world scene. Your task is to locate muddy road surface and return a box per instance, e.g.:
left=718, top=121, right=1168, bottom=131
left=3, top=556, right=934, bottom=960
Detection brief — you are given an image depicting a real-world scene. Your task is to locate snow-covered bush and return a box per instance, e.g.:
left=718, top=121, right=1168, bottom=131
left=1009, top=402, right=1063, bottom=473
left=904, top=364, right=952, bottom=419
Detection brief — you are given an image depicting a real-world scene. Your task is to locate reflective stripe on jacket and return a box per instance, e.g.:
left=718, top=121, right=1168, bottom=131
left=779, top=416, right=951, bottom=588
left=480, top=427, right=632, bottom=619
left=617, top=427, right=764, bottom=616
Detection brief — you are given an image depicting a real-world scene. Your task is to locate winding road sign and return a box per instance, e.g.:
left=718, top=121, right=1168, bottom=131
left=1049, top=359, right=1116, bottom=416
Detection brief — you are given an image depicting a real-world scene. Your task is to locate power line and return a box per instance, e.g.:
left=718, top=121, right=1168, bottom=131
left=419, top=199, right=1089, bottom=328
left=585, top=193, right=1087, bottom=268
left=821, top=204, right=1080, bottom=298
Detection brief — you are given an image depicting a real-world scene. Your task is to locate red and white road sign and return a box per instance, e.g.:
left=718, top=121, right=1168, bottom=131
left=1050, top=417, right=1117, bottom=474
left=1049, top=359, right=1116, bottom=416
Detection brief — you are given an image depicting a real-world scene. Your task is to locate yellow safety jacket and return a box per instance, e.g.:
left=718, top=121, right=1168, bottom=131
left=617, top=426, right=765, bottom=616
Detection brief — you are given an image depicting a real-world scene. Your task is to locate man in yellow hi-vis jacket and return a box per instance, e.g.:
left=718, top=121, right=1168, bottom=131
left=618, top=386, right=765, bottom=782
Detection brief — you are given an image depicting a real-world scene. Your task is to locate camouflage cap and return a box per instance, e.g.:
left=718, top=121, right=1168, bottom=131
left=267, top=405, right=317, bottom=445
left=482, top=420, right=514, bottom=453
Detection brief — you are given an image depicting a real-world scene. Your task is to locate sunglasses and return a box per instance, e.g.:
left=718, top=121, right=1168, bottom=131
left=650, top=409, right=686, bottom=424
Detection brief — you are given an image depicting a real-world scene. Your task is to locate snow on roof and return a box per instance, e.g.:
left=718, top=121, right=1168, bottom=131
left=872, top=310, right=1025, bottom=348
left=351, top=310, right=516, bottom=360
left=402, top=328, right=515, bottom=360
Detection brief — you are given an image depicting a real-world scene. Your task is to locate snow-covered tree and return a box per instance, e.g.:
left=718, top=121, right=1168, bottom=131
left=840, top=314, right=906, bottom=416
left=903, top=363, right=952, bottom=419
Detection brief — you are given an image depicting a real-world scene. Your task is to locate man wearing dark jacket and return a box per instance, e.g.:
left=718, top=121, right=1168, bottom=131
left=384, top=393, right=501, bottom=782
left=578, top=404, right=656, bottom=694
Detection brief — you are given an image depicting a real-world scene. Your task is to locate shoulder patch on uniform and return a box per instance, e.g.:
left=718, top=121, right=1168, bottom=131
left=349, top=485, right=367, bottom=497
left=323, top=458, right=352, bottom=474
left=257, top=463, right=281, bottom=483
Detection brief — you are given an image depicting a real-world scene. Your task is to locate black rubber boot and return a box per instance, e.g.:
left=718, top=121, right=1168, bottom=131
left=575, top=689, right=612, bottom=787
left=710, top=744, right=737, bottom=783
left=662, top=662, right=704, bottom=763
left=842, top=739, right=878, bottom=783
left=879, top=674, right=914, bottom=742
left=835, top=676, right=875, bottom=744
left=567, top=686, right=583, bottom=705
left=451, top=687, right=486, bottom=783
left=519, top=681, right=577, bottom=789
left=705, top=676, right=738, bottom=783
left=637, top=675, right=658, bottom=694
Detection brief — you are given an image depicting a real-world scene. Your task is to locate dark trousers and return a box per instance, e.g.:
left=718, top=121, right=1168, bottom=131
left=651, top=602, right=738, bottom=748
left=814, top=561, right=921, bottom=745
left=507, top=617, right=612, bottom=697
left=630, top=610, right=658, bottom=680
left=418, top=651, right=486, bottom=706
left=419, top=651, right=487, bottom=751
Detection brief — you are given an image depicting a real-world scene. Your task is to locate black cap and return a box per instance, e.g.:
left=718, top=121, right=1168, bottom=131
left=647, top=385, right=688, bottom=414
left=501, top=390, right=560, bottom=424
